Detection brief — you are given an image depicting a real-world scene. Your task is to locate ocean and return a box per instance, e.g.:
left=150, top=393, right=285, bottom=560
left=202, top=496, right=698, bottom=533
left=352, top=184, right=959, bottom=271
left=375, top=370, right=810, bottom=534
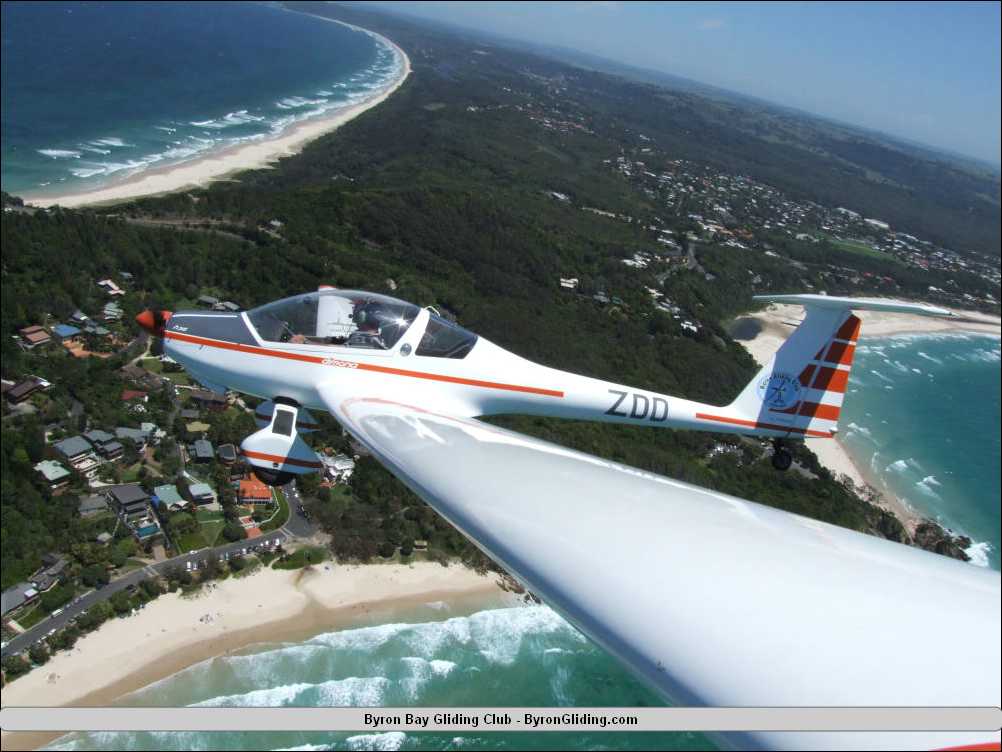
left=1, top=1, right=401, bottom=199
left=44, top=603, right=710, bottom=752
left=841, top=333, right=1001, bottom=570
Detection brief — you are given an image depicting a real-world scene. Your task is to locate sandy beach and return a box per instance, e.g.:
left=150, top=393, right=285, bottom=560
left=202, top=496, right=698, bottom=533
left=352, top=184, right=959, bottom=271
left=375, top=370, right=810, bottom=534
left=733, top=301, right=1001, bottom=528
left=0, top=561, right=512, bottom=750
left=22, top=17, right=411, bottom=209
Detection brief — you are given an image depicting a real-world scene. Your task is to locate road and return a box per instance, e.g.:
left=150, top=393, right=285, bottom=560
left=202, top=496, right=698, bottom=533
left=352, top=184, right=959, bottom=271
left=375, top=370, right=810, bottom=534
left=1, top=530, right=286, bottom=659
left=282, top=481, right=316, bottom=538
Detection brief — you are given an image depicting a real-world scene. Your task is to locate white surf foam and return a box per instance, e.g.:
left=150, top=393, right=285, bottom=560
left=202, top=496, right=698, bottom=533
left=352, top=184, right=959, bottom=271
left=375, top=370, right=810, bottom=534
left=38, top=149, right=81, bottom=159
left=91, top=136, right=128, bottom=147
left=344, top=732, right=407, bottom=751
left=965, top=541, right=993, bottom=568
left=275, top=96, right=329, bottom=110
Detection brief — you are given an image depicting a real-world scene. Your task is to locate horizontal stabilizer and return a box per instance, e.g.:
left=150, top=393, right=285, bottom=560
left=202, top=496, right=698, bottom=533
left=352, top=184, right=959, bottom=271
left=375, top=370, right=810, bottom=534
left=241, top=403, right=322, bottom=475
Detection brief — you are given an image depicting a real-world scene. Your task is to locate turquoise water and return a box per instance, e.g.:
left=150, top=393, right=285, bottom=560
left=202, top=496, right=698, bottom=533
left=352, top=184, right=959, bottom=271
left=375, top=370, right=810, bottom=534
left=840, top=333, right=1001, bottom=570
left=45, top=603, right=710, bottom=751
left=1, top=2, right=401, bottom=198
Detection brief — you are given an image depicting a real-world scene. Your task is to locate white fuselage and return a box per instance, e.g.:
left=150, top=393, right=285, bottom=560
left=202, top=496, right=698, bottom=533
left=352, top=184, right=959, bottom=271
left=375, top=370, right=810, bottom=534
left=163, top=307, right=776, bottom=438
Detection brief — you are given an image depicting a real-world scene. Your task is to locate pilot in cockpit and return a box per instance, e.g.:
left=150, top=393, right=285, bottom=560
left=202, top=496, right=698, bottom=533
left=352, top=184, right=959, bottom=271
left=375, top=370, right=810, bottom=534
left=345, top=301, right=386, bottom=349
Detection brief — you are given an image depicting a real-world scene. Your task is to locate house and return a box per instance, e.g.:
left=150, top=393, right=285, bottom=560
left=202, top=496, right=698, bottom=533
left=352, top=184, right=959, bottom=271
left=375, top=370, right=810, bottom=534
left=218, top=301, right=241, bottom=312
left=187, top=482, right=217, bottom=505
left=217, top=443, right=238, bottom=463
left=189, top=439, right=214, bottom=463
left=197, top=295, right=220, bottom=308
left=83, top=321, right=111, bottom=337
left=115, top=426, right=149, bottom=451
left=140, top=421, right=165, bottom=445
left=103, top=301, right=123, bottom=321
left=97, top=278, right=125, bottom=296
left=78, top=494, right=109, bottom=518
left=238, top=476, right=272, bottom=505
left=322, top=453, right=356, bottom=483
left=109, top=484, right=162, bottom=540
left=179, top=408, right=200, bottom=420
left=109, top=484, right=151, bottom=516
left=52, top=323, right=82, bottom=341
left=6, top=378, right=46, bottom=404
left=32, top=555, right=68, bottom=592
left=84, top=429, right=124, bottom=459
left=1, top=583, right=39, bottom=617
left=96, top=531, right=113, bottom=545
left=54, top=435, right=95, bottom=467
left=190, top=389, right=228, bottom=411
left=153, top=484, right=186, bottom=511
left=121, top=389, right=148, bottom=403
left=69, top=310, right=89, bottom=325
left=19, top=325, right=51, bottom=349
left=35, top=459, right=71, bottom=490
left=98, top=439, right=124, bottom=460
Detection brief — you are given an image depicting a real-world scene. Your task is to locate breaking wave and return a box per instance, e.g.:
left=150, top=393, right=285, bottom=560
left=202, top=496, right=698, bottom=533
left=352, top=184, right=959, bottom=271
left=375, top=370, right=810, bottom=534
left=965, top=541, right=993, bottom=568
left=38, top=148, right=81, bottom=159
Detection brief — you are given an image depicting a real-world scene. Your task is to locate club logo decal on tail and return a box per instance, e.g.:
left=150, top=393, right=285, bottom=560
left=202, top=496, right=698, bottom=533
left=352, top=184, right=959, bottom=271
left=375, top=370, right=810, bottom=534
left=757, top=373, right=802, bottom=409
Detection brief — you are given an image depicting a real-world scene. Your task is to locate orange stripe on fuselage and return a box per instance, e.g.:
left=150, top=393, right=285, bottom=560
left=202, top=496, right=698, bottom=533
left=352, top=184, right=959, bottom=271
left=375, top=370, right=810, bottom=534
left=165, top=330, right=564, bottom=398
left=695, top=412, right=834, bottom=438
left=240, top=448, right=323, bottom=469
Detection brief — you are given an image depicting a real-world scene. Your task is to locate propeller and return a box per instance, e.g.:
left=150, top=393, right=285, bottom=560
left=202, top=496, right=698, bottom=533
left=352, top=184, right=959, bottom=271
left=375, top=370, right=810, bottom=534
left=135, top=308, right=172, bottom=336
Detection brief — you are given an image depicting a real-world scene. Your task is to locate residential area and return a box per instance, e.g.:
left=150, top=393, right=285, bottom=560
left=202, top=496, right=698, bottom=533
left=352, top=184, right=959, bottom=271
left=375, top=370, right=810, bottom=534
left=1, top=274, right=358, bottom=679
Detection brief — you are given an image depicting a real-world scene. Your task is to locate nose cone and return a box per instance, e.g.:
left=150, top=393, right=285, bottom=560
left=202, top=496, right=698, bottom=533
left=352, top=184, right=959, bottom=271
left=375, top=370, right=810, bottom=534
left=136, top=309, right=171, bottom=336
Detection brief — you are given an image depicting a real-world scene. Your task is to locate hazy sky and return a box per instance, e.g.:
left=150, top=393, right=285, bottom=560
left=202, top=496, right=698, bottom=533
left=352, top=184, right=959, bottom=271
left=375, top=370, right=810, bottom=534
left=365, top=1, right=1002, bottom=166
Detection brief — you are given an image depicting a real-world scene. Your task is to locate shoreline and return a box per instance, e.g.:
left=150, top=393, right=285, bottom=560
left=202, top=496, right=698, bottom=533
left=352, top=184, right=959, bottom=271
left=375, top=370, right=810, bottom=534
left=21, top=17, right=411, bottom=209
left=732, top=302, right=1001, bottom=534
left=0, top=562, right=517, bottom=751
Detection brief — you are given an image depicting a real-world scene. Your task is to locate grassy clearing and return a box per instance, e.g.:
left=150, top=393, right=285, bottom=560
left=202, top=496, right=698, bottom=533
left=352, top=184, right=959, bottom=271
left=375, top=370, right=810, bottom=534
left=259, top=489, right=289, bottom=533
left=273, top=545, right=327, bottom=570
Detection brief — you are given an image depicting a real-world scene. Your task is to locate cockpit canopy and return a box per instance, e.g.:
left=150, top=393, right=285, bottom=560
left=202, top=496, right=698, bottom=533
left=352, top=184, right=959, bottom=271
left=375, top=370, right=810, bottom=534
left=247, top=290, right=420, bottom=350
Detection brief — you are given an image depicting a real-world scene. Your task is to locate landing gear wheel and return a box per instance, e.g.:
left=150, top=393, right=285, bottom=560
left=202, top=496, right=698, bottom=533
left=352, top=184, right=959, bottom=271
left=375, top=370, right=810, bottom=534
left=771, top=443, right=793, bottom=472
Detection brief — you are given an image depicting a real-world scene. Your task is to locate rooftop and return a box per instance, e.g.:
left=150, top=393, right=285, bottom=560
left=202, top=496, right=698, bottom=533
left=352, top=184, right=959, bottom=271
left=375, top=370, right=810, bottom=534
left=239, top=477, right=272, bottom=500
left=54, top=435, right=93, bottom=458
left=188, top=482, right=215, bottom=499
left=79, top=495, right=108, bottom=515
left=110, top=484, right=149, bottom=506
left=35, top=459, right=71, bottom=482
left=2, top=583, right=39, bottom=616
left=153, top=484, right=184, bottom=506
left=84, top=429, right=116, bottom=445
left=53, top=324, right=81, bottom=338
left=192, top=438, right=214, bottom=458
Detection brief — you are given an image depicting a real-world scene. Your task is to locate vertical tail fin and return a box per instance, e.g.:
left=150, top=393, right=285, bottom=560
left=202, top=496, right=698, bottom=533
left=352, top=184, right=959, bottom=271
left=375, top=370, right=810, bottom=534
left=727, top=295, right=952, bottom=438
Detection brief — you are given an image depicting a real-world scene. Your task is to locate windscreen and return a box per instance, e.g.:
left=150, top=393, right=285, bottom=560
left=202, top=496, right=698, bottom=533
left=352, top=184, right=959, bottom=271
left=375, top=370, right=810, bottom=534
left=247, top=290, right=419, bottom=350
left=416, top=313, right=478, bottom=358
